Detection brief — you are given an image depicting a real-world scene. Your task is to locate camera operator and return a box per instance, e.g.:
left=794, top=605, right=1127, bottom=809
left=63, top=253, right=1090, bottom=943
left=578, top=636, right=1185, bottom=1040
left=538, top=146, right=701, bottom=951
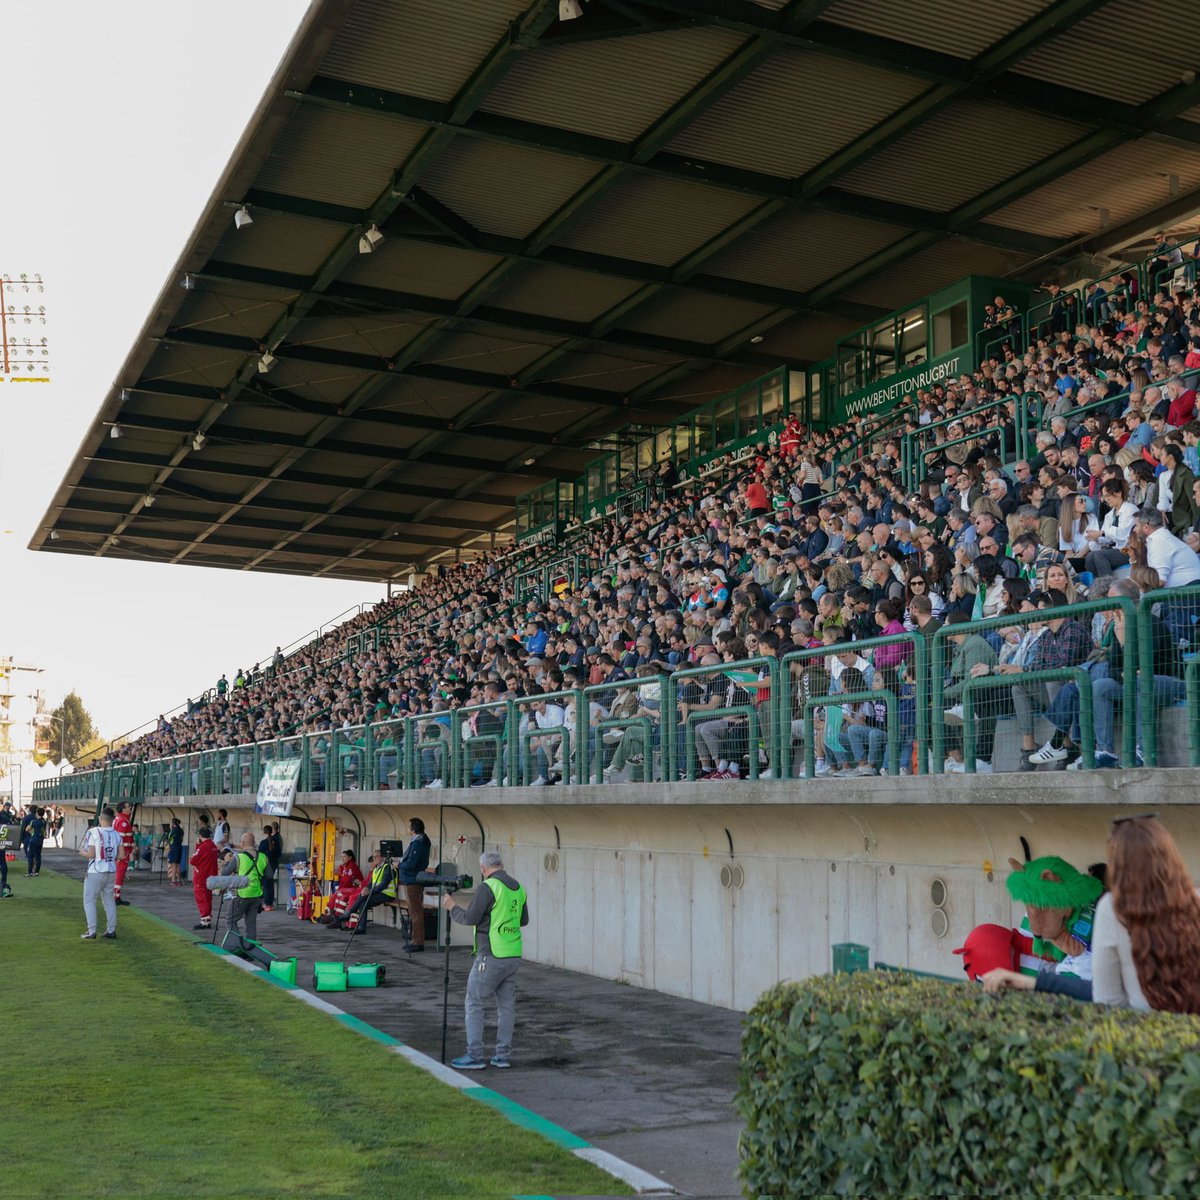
left=397, top=818, right=431, bottom=952
left=442, top=851, right=528, bottom=1070
left=334, top=850, right=397, bottom=932
left=219, top=832, right=269, bottom=940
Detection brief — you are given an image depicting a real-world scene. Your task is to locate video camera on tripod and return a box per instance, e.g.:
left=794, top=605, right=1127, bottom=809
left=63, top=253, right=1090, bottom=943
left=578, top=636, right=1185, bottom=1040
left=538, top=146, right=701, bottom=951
left=415, top=869, right=473, bottom=892
left=378, top=841, right=472, bottom=892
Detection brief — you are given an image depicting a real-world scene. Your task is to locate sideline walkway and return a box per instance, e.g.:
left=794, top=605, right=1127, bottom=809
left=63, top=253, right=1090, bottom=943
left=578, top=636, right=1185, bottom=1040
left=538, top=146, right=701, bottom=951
left=47, top=850, right=744, bottom=1199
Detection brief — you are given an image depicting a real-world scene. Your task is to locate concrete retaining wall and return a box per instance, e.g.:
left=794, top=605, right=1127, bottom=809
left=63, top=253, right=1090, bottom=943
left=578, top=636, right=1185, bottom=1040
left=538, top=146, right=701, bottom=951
left=61, top=771, right=1200, bottom=1010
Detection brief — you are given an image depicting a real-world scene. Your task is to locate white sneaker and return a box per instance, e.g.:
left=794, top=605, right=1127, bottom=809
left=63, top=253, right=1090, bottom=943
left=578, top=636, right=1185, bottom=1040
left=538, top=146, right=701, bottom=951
left=943, top=758, right=965, bottom=773
left=568, top=776, right=578, bottom=785
left=424, top=779, right=445, bottom=789
left=855, top=764, right=879, bottom=776
left=814, top=758, right=828, bottom=775
left=758, top=769, right=776, bottom=780
left=530, top=775, right=548, bottom=787
left=483, top=779, right=499, bottom=787
left=1028, top=742, right=1068, bottom=764
left=973, top=760, right=993, bottom=774
left=943, top=705, right=965, bottom=725
left=603, top=763, right=618, bottom=776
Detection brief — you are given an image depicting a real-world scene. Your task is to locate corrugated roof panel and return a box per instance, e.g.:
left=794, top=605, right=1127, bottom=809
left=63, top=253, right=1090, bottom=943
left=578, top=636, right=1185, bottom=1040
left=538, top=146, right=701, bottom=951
left=842, top=239, right=1027, bottom=309
left=821, top=0, right=1049, bottom=59
left=621, top=291, right=776, bottom=345
left=338, top=241, right=502, bottom=300
left=1181, top=104, right=1200, bottom=123
left=209, top=210, right=346, bottom=277
left=546, top=351, right=682, bottom=396
left=170, top=291, right=290, bottom=343
left=983, top=138, right=1200, bottom=239
left=552, top=174, right=763, bottom=267
left=703, top=209, right=910, bottom=291
left=254, top=105, right=427, bottom=209
left=362, top=377, right=490, bottom=425
left=666, top=48, right=929, bottom=178
left=484, top=263, right=646, bottom=324
left=419, top=140, right=608, bottom=240
left=422, top=328, right=563, bottom=377
left=481, top=26, right=749, bottom=143
left=838, top=100, right=1092, bottom=212
left=288, top=314, right=428, bottom=360
left=140, top=342, right=242, bottom=392
left=645, top=362, right=764, bottom=410
left=755, top=313, right=861, bottom=362
left=320, top=0, right=529, bottom=103
left=1011, top=0, right=1198, bottom=104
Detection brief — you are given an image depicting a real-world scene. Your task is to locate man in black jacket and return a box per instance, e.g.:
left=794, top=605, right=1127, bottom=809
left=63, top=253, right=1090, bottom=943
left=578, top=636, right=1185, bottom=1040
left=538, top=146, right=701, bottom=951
left=398, top=818, right=432, bottom=952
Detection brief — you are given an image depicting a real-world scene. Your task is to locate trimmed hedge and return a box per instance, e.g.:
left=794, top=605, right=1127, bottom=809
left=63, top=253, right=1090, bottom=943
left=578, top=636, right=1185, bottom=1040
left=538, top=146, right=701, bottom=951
left=738, top=972, right=1200, bottom=1196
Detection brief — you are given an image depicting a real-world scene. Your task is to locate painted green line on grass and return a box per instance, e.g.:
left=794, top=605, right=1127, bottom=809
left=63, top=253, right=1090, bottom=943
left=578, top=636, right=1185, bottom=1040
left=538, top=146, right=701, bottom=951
left=467, top=1087, right=591, bottom=1150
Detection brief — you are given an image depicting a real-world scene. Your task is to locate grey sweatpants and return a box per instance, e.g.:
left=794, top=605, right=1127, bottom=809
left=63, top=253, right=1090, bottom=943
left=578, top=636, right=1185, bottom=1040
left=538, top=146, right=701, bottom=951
left=229, top=896, right=259, bottom=941
left=466, top=955, right=520, bottom=1061
left=83, top=871, right=117, bottom=935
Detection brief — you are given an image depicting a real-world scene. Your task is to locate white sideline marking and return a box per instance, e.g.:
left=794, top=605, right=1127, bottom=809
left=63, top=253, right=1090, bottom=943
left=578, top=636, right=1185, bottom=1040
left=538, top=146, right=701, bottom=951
left=573, top=1147, right=677, bottom=1195
left=388, top=1043, right=478, bottom=1089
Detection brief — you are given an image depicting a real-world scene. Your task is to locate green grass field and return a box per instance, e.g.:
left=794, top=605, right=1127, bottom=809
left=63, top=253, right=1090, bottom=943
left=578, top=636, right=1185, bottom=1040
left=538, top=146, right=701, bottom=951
left=4, top=869, right=625, bottom=1199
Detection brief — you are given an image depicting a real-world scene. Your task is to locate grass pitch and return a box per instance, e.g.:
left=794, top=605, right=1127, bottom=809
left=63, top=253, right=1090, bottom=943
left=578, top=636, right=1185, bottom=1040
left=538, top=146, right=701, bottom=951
left=3, top=869, right=625, bottom=1199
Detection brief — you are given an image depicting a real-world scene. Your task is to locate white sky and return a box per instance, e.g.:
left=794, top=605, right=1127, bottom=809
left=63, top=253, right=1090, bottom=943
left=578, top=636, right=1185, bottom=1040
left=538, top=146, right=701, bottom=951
left=0, top=1, right=386, bottom=741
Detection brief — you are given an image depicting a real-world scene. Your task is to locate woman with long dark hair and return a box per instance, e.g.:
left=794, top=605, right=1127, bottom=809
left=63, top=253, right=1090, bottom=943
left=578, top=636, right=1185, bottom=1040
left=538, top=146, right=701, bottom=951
left=1093, top=815, right=1200, bottom=1012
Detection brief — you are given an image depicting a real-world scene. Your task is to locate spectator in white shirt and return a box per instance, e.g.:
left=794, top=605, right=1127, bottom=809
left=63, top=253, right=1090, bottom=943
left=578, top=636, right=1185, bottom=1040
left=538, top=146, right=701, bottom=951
left=1084, top=478, right=1137, bottom=577
left=1137, top=508, right=1200, bottom=587
left=1137, top=507, right=1200, bottom=647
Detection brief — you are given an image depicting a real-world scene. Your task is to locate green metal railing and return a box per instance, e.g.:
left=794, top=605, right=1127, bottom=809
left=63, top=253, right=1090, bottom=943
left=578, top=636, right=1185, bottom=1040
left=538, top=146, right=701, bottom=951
left=930, top=597, right=1138, bottom=771
left=36, top=591, right=1200, bottom=808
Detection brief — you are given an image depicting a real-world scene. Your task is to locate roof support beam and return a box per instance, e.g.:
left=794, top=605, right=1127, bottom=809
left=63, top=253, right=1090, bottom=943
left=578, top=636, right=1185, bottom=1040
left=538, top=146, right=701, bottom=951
left=154, top=326, right=697, bottom=420
left=288, top=78, right=1063, bottom=258
left=104, top=412, right=583, bottom=481
left=95, top=0, right=564, bottom=569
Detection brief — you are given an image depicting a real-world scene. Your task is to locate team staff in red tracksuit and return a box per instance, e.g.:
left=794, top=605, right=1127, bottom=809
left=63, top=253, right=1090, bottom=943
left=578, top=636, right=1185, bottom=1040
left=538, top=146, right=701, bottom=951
left=113, top=802, right=135, bottom=905
left=189, top=825, right=219, bottom=930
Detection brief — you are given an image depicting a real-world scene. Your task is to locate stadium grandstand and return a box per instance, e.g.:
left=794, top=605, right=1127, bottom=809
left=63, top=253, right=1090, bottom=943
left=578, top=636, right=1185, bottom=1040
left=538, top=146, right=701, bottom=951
left=31, top=0, right=1200, bottom=1004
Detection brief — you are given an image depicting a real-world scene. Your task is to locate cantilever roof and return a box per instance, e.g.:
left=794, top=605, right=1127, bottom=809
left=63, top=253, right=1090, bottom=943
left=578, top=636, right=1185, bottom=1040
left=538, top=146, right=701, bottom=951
left=33, top=0, right=1200, bottom=581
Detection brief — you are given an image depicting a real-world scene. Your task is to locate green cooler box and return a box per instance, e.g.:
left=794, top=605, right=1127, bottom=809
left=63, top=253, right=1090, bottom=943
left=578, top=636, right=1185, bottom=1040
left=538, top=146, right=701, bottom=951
left=313, top=961, right=348, bottom=992
left=347, top=962, right=386, bottom=988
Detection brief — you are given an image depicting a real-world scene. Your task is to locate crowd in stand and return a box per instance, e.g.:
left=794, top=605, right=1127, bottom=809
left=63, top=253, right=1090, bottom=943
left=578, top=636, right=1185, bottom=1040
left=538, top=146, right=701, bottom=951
left=108, top=259, right=1200, bottom=786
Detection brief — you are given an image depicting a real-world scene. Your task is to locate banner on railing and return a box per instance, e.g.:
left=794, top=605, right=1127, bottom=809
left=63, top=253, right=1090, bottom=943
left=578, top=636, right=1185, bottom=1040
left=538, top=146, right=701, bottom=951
left=255, top=759, right=301, bottom=817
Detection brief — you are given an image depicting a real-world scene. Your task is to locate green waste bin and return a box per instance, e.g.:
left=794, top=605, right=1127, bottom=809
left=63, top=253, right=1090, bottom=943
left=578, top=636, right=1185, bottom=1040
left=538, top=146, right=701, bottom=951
left=832, top=943, right=870, bottom=974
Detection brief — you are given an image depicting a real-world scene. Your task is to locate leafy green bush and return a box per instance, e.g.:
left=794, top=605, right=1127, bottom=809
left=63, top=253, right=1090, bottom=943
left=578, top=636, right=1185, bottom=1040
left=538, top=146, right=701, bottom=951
left=738, top=972, right=1200, bottom=1196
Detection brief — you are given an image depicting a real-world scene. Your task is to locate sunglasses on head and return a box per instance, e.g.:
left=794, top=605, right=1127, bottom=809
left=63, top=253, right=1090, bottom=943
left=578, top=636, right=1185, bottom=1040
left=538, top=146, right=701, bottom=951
left=1111, top=812, right=1158, bottom=827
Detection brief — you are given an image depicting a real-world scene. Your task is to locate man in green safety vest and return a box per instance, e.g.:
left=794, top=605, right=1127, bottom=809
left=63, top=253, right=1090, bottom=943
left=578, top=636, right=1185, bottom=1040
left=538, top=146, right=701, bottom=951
left=443, top=851, right=528, bottom=1071
left=221, top=832, right=270, bottom=941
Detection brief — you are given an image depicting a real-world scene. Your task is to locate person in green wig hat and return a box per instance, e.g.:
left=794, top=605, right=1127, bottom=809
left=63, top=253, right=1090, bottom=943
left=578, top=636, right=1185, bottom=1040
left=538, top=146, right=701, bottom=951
left=1004, top=854, right=1104, bottom=980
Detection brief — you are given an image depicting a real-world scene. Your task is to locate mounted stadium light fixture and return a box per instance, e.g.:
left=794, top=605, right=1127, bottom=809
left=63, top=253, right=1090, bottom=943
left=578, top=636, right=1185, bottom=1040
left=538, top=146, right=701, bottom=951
left=49, top=529, right=60, bottom=541
left=559, top=0, right=584, bottom=18
left=120, top=388, right=131, bottom=402
left=142, top=494, right=155, bottom=508
left=234, top=204, right=253, bottom=230
left=358, top=224, right=384, bottom=253
left=257, top=352, right=276, bottom=374
left=180, top=273, right=196, bottom=290
left=750, top=335, right=764, bottom=344
left=109, top=424, right=123, bottom=439
left=191, top=432, right=207, bottom=451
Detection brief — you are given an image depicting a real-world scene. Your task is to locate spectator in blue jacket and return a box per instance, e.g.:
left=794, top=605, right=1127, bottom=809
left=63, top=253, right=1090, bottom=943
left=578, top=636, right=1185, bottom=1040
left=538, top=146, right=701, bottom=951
left=398, top=817, right=432, bottom=952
